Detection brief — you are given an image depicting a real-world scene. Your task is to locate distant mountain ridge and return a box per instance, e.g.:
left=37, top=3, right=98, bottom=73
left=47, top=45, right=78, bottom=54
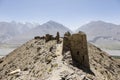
left=6, top=20, right=72, bottom=44
left=1, top=20, right=120, bottom=50
left=76, top=21, right=120, bottom=49
left=0, top=21, right=37, bottom=43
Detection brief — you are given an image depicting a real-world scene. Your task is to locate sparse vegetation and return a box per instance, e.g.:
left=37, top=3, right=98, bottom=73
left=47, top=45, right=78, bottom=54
left=52, top=63, right=58, bottom=68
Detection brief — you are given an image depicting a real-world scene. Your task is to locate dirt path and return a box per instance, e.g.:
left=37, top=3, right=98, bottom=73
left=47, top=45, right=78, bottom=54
left=55, top=40, right=63, bottom=56
left=48, top=39, right=74, bottom=80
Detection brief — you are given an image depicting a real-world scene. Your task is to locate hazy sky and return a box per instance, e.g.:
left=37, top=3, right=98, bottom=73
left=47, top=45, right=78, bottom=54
left=0, top=0, right=120, bottom=30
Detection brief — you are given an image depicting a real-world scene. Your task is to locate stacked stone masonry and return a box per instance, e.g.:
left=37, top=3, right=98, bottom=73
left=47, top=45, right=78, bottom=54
left=34, top=31, right=90, bottom=69
left=63, top=31, right=90, bottom=69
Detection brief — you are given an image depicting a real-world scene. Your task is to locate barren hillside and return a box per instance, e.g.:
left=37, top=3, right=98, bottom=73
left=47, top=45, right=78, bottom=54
left=0, top=38, right=120, bottom=80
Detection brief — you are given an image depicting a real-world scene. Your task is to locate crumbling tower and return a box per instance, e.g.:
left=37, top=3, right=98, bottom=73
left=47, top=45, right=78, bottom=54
left=63, top=31, right=90, bottom=69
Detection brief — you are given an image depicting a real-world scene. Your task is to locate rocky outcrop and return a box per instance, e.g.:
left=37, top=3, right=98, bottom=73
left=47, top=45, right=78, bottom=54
left=0, top=39, right=58, bottom=80
left=0, top=33, right=120, bottom=80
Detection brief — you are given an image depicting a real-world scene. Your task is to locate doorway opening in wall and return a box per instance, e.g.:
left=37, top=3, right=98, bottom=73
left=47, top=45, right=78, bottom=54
left=82, top=55, right=85, bottom=64
left=77, top=51, right=79, bottom=55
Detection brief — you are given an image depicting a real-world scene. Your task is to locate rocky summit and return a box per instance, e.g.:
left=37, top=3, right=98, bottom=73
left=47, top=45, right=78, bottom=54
left=0, top=32, right=120, bottom=80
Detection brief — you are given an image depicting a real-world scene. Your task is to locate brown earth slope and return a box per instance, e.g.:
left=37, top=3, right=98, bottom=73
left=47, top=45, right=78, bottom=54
left=0, top=39, right=120, bottom=80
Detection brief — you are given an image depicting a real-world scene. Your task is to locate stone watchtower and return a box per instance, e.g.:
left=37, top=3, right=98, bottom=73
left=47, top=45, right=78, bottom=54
left=63, top=31, right=90, bottom=69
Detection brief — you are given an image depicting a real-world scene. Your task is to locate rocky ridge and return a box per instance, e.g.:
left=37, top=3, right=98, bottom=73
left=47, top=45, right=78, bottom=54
left=0, top=38, right=120, bottom=80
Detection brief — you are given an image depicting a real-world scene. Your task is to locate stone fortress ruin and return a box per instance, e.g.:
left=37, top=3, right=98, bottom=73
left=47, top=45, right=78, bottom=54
left=34, top=31, right=90, bottom=69
left=1, top=31, right=119, bottom=80
left=63, top=31, right=90, bottom=69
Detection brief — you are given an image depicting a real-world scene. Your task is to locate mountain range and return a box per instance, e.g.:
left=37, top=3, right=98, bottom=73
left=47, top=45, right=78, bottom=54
left=0, top=21, right=37, bottom=43
left=77, top=21, right=120, bottom=49
left=0, top=20, right=120, bottom=50
left=6, top=21, right=72, bottom=44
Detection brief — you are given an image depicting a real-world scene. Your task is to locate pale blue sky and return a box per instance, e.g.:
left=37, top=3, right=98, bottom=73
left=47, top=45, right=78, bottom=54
left=0, top=0, right=120, bottom=30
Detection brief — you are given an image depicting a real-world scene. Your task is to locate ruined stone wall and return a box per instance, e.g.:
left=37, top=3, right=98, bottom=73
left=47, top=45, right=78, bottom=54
left=63, top=32, right=90, bottom=69
left=34, top=32, right=60, bottom=43
left=63, top=36, right=70, bottom=53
